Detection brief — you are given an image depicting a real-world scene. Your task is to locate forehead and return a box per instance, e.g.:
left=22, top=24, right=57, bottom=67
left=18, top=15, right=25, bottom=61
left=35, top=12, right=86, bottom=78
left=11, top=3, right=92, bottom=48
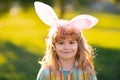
left=58, top=37, right=76, bottom=41
left=55, top=34, right=77, bottom=42
left=52, top=26, right=80, bottom=42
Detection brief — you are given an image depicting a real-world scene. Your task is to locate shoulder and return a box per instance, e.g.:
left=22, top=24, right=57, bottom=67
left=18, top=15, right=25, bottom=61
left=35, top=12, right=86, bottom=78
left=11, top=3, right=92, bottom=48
left=38, top=66, right=50, bottom=76
left=76, top=66, right=93, bottom=73
left=77, top=66, right=97, bottom=80
left=37, top=67, right=50, bottom=80
left=86, top=66, right=97, bottom=80
left=40, top=66, right=50, bottom=73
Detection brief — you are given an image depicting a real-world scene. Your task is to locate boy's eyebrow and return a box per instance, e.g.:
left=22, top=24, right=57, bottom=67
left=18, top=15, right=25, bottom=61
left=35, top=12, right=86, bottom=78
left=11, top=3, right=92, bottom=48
left=67, top=38, right=76, bottom=41
left=56, top=37, right=76, bottom=41
left=65, top=39, right=76, bottom=41
left=69, top=40, right=76, bottom=41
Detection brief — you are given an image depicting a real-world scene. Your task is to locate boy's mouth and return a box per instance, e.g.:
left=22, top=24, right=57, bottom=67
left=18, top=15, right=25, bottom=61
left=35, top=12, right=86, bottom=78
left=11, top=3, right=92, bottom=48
left=62, top=51, right=72, bottom=54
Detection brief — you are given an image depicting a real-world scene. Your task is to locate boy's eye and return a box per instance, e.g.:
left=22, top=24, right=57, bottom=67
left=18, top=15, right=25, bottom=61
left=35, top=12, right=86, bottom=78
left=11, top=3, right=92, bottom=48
left=69, top=41, right=75, bottom=44
left=58, top=42, right=64, bottom=44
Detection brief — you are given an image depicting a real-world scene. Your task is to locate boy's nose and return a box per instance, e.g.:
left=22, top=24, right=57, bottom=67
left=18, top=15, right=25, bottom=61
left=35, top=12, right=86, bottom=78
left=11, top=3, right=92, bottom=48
left=64, top=43, right=71, bottom=49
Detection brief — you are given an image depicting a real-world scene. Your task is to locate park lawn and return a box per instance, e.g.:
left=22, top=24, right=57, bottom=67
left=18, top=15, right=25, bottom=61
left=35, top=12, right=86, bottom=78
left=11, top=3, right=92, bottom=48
left=83, top=28, right=120, bottom=49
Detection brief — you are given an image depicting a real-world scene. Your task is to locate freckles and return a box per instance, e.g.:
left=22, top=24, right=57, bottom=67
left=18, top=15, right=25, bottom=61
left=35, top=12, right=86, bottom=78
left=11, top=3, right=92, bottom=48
left=55, top=46, right=62, bottom=51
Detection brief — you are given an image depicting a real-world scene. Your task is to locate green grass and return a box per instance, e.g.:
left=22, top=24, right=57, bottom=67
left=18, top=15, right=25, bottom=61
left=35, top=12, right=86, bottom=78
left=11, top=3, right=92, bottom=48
left=94, top=13, right=120, bottom=29
left=0, top=8, right=49, bottom=54
left=0, top=7, right=120, bottom=80
left=83, top=28, right=120, bottom=49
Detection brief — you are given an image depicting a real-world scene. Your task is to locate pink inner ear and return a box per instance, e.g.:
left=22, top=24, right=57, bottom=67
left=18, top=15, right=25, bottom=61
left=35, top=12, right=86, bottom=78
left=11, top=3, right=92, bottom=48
left=70, top=19, right=92, bottom=30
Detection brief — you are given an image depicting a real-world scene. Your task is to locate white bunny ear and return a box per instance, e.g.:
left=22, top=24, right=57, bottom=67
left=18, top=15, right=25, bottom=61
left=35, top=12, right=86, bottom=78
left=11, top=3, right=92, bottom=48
left=34, top=1, right=59, bottom=27
left=68, top=15, right=98, bottom=30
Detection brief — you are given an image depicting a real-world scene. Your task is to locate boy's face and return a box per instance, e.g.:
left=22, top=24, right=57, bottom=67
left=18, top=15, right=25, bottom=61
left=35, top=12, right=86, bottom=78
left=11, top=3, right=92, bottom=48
left=55, top=38, right=78, bottom=60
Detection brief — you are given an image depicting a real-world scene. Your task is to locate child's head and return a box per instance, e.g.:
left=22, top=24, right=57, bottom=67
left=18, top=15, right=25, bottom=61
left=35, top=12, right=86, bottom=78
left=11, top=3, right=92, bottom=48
left=34, top=1, right=98, bottom=72
left=46, top=26, right=80, bottom=61
left=45, top=25, right=93, bottom=71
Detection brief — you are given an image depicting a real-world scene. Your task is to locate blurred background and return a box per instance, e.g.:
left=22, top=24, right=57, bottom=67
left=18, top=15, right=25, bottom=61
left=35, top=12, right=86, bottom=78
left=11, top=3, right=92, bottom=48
left=0, top=0, right=120, bottom=80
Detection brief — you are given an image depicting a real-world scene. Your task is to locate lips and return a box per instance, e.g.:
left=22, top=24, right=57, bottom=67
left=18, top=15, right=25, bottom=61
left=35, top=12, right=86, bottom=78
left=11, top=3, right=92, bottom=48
left=62, top=51, right=72, bottom=54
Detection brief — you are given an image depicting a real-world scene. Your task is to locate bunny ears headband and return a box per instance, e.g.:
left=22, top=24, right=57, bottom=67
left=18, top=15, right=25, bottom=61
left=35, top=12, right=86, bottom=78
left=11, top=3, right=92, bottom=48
left=34, top=1, right=98, bottom=31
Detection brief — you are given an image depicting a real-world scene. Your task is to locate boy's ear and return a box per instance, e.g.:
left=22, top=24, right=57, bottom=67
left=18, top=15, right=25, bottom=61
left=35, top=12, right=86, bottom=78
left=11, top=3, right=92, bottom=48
left=34, top=1, right=59, bottom=27
left=68, top=15, right=98, bottom=30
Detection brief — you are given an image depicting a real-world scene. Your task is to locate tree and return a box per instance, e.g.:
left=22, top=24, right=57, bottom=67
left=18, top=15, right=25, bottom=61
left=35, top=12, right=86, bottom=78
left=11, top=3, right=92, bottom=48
left=0, top=0, right=14, bottom=16
left=78, top=0, right=90, bottom=6
left=59, top=0, right=66, bottom=19
left=114, top=0, right=120, bottom=9
left=54, top=0, right=67, bottom=19
left=0, top=0, right=54, bottom=16
left=54, top=0, right=79, bottom=19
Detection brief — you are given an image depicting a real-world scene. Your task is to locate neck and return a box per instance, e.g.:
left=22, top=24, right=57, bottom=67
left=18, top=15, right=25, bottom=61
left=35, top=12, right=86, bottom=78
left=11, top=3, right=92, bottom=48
left=59, top=58, right=75, bottom=71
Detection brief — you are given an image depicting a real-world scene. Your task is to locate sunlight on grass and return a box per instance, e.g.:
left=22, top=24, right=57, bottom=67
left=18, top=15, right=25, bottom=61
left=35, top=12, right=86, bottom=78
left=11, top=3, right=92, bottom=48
left=0, top=27, right=47, bottom=54
left=0, top=8, right=49, bottom=55
left=84, top=28, right=120, bottom=49
left=93, top=13, right=120, bottom=29
left=0, top=54, right=7, bottom=65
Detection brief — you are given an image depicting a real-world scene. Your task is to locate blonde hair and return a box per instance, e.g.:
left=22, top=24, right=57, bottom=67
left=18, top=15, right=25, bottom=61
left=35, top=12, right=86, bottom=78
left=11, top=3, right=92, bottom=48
left=39, top=26, right=95, bottom=73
